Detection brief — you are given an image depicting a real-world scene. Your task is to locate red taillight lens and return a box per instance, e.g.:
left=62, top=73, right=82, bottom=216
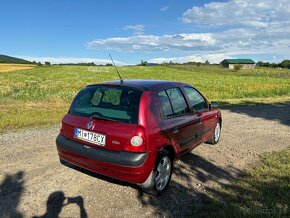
left=124, top=126, right=146, bottom=152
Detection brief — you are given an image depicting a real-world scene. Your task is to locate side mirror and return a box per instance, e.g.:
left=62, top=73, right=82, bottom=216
left=210, top=102, right=220, bottom=109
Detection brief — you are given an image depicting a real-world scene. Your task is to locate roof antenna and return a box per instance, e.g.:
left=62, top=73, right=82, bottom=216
left=109, top=54, right=123, bottom=84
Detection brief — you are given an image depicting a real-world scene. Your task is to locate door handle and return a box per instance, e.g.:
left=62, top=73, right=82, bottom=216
left=173, top=127, right=179, bottom=134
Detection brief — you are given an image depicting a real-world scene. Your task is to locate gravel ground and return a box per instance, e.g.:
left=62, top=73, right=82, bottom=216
left=1, top=104, right=290, bottom=217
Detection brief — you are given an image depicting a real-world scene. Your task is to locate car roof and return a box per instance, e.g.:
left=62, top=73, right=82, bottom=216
left=88, top=80, right=187, bottom=91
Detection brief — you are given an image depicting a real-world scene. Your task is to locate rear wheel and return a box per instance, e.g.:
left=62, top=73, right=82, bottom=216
left=206, top=121, right=221, bottom=144
left=142, top=150, right=173, bottom=195
left=155, top=155, right=172, bottom=191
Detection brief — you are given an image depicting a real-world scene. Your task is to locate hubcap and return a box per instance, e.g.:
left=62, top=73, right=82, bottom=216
left=155, top=156, right=171, bottom=191
left=214, top=122, right=221, bottom=142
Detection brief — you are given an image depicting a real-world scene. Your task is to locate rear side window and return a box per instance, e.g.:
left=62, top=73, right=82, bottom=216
left=158, top=87, right=189, bottom=118
left=184, top=87, right=208, bottom=112
left=158, top=91, right=174, bottom=118
left=69, top=86, right=142, bottom=124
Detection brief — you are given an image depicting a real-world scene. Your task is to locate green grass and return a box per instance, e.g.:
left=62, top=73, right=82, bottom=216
left=1, top=65, right=290, bottom=132
left=194, top=148, right=290, bottom=217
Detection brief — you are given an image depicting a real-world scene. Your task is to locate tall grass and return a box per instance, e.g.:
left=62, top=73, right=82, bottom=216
left=1, top=65, right=290, bottom=132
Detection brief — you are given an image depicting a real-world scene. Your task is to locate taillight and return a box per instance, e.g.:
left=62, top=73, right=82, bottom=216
left=124, top=126, right=146, bottom=152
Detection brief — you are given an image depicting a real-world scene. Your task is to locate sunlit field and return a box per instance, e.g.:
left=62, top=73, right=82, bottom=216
left=0, top=63, right=36, bottom=73
left=1, top=65, right=290, bottom=132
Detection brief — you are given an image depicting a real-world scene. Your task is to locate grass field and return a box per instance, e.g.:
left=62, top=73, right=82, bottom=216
left=1, top=64, right=290, bottom=132
left=195, top=148, right=290, bottom=217
left=0, top=63, right=36, bottom=73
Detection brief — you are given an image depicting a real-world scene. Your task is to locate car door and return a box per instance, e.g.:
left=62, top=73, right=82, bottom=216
left=158, top=87, right=200, bottom=154
left=183, top=86, right=217, bottom=143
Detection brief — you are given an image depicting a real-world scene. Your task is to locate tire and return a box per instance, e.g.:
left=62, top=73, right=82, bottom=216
left=206, top=120, right=221, bottom=144
left=142, top=150, right=173, bottom=196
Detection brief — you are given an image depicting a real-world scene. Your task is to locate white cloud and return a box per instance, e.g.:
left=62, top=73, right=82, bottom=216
left=160, top=6, right=170, bottom=11
left=85, top=0, right=290, bottom=61
left=87, top=24, right=290, bottom=56
left=20, top=56, right=124, bottom=65
left=122, top=25, right=144, bottom=35
left=215, top=25, right=290, bottom=56
left=87, top=33, right=218, bottom=52
left=123, top=25, right=144, bottom=32
left=149, top=53, right=232, bottom=64
left=182, top=0, right=290, bottom=27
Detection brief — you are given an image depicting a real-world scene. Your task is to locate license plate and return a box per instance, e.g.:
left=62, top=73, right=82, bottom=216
left=74, top=128, right=106, bottom=146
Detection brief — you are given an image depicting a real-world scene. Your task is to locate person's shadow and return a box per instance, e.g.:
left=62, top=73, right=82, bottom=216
left=0, top=171, right=24, bottom=218
left=33, top=191, right=87, bottom=218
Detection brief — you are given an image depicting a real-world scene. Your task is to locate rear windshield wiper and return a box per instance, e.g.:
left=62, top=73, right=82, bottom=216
left=90, top=115, right=118, bottom=122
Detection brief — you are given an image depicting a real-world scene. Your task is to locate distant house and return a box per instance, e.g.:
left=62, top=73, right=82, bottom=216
left=221, top=59, right=255, bottom=69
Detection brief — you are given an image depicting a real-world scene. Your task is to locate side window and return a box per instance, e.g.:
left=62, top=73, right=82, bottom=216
left=184, top=87, right=208, bottom=112
left=166, top=88, right=189, bottom=115
left=158, top=91, right=174, bottom=118
left=158, top=88, right=189, bottom=118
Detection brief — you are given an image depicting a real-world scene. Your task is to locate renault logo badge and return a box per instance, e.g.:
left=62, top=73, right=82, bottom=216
left=87, top=121, right=94, bottom=129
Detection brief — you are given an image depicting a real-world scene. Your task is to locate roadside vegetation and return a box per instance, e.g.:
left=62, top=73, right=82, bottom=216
left=195, top=148, right=290, bottom=217
left=1, top=64, right=290, bottom=132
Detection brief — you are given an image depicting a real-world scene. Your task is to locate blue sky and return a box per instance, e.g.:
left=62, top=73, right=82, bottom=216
left=1, top=0, right=289, bottom=64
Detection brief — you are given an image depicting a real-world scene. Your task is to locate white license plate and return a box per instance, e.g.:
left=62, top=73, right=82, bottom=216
left=74, top=128, right=106, bottom=146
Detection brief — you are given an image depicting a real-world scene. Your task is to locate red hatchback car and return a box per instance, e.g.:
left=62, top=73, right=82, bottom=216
left=56, top=80, right=222, bottom=194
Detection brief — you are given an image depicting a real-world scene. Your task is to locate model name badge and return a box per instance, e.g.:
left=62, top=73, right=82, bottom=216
left=112, top=140, right=120, bottom=145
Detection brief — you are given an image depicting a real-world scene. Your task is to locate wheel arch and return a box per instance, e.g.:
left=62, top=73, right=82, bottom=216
left=160, top=144, right=176, bottom=161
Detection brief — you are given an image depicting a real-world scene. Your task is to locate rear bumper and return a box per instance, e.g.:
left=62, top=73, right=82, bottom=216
left=56, top=135, right=155, bottom=183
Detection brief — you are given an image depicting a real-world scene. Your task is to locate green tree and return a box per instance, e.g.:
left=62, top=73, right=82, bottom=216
left=139, top=60, right=147, bottom=66
left=280, top=60, right=290, bottom=69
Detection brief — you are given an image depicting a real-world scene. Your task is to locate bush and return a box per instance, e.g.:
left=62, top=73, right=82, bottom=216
left=233, top=64, right=242, bottom=71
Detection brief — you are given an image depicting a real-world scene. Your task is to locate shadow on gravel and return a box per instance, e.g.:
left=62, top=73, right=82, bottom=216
left=59, top=159, right=138, bottom=189
left=0, top=171, right=24, bottom=218
left=33, top=191, right=88, bottom=218
left=222, top=102, right=290, bottom=127
left=136, top=152, right=244, bottom=217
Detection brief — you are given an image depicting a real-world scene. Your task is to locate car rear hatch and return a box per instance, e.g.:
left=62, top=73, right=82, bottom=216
left=61, top=84, right=143, bottom=152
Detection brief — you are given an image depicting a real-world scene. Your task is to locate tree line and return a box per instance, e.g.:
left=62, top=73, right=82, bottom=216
left=137, top=59, right=290, bottom=69
left=256, top=60, right=290, bottom=69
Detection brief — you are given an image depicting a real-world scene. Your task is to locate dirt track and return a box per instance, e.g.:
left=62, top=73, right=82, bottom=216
left=1, top=104, right=290, bottom=217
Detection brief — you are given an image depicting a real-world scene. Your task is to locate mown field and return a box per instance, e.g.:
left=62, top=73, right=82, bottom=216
left=0, top=63, right=36, bottom=73
left=1, top=64, right=290, bottom=132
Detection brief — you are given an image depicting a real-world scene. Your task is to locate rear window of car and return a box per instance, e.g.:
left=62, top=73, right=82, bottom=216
left=69, top=86, right=143, bottom=124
